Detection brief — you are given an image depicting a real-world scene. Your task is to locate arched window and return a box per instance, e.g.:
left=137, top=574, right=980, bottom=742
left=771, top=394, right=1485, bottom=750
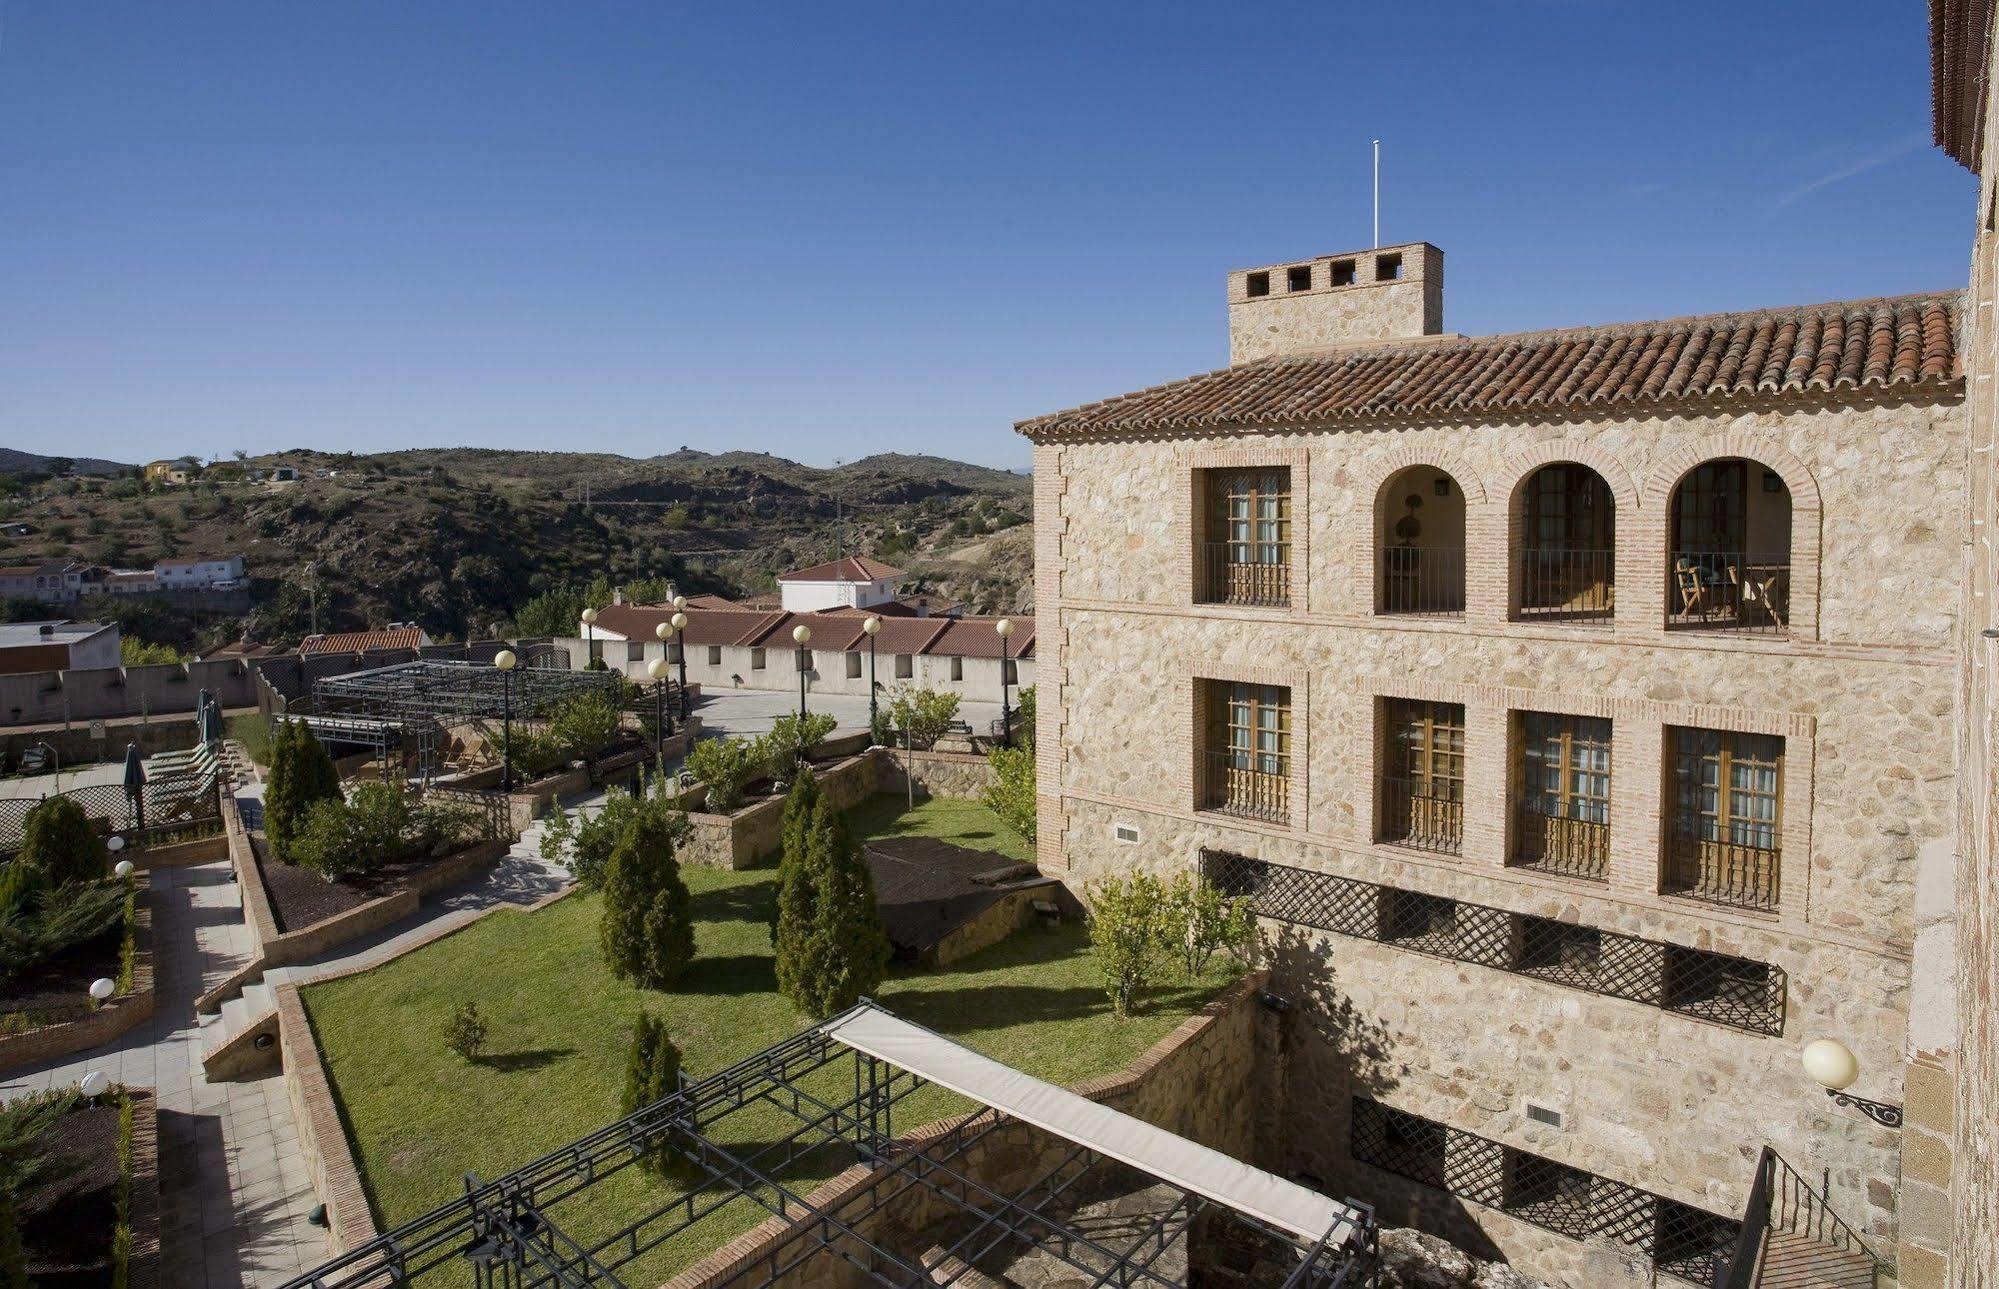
left=1666, top=459, right=1792, bottom=636
left=1514, top=464, right=1615, bottom=623
left=1375, top=465, right=1466, bottom=618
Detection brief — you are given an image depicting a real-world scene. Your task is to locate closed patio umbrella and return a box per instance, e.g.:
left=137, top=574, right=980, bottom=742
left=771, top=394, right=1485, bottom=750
left=202, top=696, right=223, bottom=745
left=123, top=742, right=147, bottom=831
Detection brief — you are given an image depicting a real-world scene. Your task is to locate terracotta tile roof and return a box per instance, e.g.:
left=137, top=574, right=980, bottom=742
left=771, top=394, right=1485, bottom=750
left=590, top=604, right=1031, bottom=658
left=926, top=616, right=1034, bottom=660
left=1932, top=0, right=1995, bottom=169
left=299, top=627, right=426, bottom=656
left=1017, top=293, right=1963, bottom=441
left=777, top=555, right=905, bottom=583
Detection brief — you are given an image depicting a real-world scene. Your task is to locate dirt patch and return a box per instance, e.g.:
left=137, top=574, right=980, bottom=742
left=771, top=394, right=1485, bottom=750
left=251, top=833, right=442, bottom=933
left=20, top=1099, right=119, bottom=1282
left=0, top=928, right=122, bottom=1028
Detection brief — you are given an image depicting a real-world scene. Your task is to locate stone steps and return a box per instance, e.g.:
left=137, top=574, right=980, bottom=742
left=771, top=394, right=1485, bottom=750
left=201, top=979, right=280, bottom=1080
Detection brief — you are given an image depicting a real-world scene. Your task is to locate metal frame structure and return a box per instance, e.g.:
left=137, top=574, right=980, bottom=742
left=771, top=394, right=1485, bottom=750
left=278, top=1003, right=1377, bottom=1289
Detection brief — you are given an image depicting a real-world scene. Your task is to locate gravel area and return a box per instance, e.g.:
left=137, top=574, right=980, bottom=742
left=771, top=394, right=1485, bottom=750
left=251, top=834, right=442, bottom=933
left=21, top=1098, right=120, bottom=1281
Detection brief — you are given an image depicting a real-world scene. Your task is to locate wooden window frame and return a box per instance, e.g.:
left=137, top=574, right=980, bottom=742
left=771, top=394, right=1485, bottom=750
left=1666, top=727, right=1784, bottom=910
left=1201, top=681, right=1292, bottom=822
left=1379, top=697, right=1465, bottom=853
left=1201, top=467, right=1292, bottom=607
left=1513, top=711, right=1612, bottom=878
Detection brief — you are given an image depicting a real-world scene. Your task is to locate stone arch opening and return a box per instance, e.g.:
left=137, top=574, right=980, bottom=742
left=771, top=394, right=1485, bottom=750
left=1513, top=463, right=1616, bottom=624
left=1665, top=458, right=1793, bottom=635
left=1374, top=464, right=1466, bottom=617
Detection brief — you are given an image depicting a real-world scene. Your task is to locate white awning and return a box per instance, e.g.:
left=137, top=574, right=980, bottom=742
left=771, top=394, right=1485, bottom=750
left=822, top=1005, right=1362, bottom=1247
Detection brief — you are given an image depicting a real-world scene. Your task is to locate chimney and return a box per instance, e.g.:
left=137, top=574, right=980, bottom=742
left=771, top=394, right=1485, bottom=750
left=1227, top=241, right=1443, bottom=364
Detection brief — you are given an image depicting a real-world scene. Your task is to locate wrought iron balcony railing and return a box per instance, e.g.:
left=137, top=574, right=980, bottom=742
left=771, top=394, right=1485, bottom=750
left=1378, top=546, right=1466, bottom=618
left=1511, top=807, right=1609, bottom=881
left=1664, top=832, right=1781, bottom=913
left=1516, top=547, right=1615, bottom=624
left=1378, top=775, right=1463, bottom=854
left=1198, top=542, right=1290, bottom=608
left=1201, top=750, right=1290, bottom=824
left=1666, top=551, right=1790, bottom=636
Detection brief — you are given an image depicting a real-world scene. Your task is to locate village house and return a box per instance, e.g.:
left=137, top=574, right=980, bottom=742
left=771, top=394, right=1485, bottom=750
left=0, top=620, right=121, bottom=676
left=297, top=624, right=431, bottom=657
left=142, top=457, right=199, bottom=486
left=155, top=552, right=246, bottom=591
left=1018, top=237, right=1962, bottom=1282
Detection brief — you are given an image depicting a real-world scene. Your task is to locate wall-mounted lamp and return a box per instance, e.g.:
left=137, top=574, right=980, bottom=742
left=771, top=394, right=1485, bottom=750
left=1802, top=1039, right=1903, bottom=1127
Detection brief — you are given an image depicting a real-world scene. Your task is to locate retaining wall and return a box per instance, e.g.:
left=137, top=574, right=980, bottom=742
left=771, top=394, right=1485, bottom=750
left=680, top=750, right=881, bottom=869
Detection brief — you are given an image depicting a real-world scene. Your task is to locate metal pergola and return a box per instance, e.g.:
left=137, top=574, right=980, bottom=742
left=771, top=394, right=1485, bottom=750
left=298, top=660, right=626, bottom=781
left=275, top=1004, right=1377, bottom=1289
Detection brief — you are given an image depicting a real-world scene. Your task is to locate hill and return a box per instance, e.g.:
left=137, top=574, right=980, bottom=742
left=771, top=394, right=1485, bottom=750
left=0, top=449, right=134, bottom=478
left=0, top=446, right=1033, bottom=650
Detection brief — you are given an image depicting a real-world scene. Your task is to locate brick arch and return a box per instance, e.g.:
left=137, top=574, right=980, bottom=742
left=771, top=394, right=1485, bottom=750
left=1360, top=446, right=1484, bottom=619
left=1639, top=433, right=1822, bottom=641
left=1495, top=439, right=1641, bottom=513
left=1495, top=441, right=1638, bottom=626
left=1355, top=443, right=1490, bottom=507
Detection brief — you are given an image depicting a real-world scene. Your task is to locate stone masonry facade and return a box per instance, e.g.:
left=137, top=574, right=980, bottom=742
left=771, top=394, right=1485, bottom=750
left=1023, top=274, right=1963, bottom=1282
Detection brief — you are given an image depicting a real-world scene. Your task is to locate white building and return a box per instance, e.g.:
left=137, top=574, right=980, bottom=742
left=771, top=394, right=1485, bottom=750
left=775, top=556, right=904, bottom=613
left=156, top=553, right=246, bottom=591
left=0, top=620, right=121, bottom=676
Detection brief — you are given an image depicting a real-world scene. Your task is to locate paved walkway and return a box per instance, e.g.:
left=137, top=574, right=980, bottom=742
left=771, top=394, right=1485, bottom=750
left=0, top=783, right=593, bottom=1286
left=689, top=689, right=1003, bottom=741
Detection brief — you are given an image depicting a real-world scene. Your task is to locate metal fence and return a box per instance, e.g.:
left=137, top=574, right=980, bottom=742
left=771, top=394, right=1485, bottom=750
left=1198, top=543, right=1290, bottom=608
left=0, top=771, right=221, bottom=856
left=1667, top=553, right=1790, bottom=637
left=1200, top=751, right=1290, bottom=824
left=1378, top=776, right=1463, bottom=854
left=1516, top=548, right=1615, bottom=623
left=1351, top=1098, right=1737, bottom=1284
left=1713, top=1148, right=1884, bottom=1289
left=1512, top=808, right=1610, bottom=881
left=1378, top=547, right=1466, bottom=617
left=1203, top=851, right=1787, bottom=1035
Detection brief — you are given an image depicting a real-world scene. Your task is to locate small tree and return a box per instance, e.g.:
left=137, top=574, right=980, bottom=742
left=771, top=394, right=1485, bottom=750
left=684, top=735, right=766, bottom=813
left=771, top=771, right=824, bottom=1000
left=1086, top=873, right=1172, bottom=1019
left=442, top=1001, right=488, bottom=1062
left=883, top=686, right=960, bottom=750
left=621, top=1013, right=690, bottom=1177
left=599, top=812, right=696, bottom=989
left=549, top=690, right=622, bottom=763
left=265, top=720, right=341, bottom=861
left=792, top=798, right=890, bottom=1018
left=17, top=796, right=106, bottom=887
left=984, top=742, right=1035, bottom=845
left=764, top=712, right=838, bottom=777
left=1162, top=872, right=1257, bottom=979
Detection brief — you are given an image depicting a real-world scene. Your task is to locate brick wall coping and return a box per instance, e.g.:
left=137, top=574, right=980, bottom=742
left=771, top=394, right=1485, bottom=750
left=663, top=969, right=1269, bottom=1289
left=678, top=750, right=876, bottom=822
left=0, top=874, right=155, bottom=1075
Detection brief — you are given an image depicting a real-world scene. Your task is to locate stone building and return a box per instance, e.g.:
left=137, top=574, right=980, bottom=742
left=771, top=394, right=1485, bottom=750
left=1017, top=232, right=1965, bottom=1281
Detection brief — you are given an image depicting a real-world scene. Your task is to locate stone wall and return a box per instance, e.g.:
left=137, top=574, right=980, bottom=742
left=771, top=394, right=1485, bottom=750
left=874, top=747, right=995, bottom=800
left=665, top=973, right=1272, bottom=1289
left=1031, top=393, right=1962, bottom=1273
left=275, top=984, right=375, bottom=1262
left=1228, top=242, right=1444, bottom=362
left=0, top=712, right=204, bottom=764
left=680, top=751, right=880, bottom=869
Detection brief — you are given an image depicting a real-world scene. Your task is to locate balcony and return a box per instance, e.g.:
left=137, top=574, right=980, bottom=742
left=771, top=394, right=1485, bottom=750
left=1512, top=807, right=1609, bottom=881
left=1378, top=546, right=1466, bottom=618
left=1200, top=750, right=1289, bottom=824
left=1516, top=548, right=1615, bottom=624
left=1664, top=834, right=1781, bottom=912
left=1378, top=775, right=1463, bottom=854
left=1198, top=543, right=1289, bottom=608
left=1667, top=552, right=1790, bottom=636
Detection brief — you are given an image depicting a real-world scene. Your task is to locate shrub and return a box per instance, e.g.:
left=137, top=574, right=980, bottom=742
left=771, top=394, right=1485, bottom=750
left=1086, top=873, right=1173, bottom=1019
left=442, top=1001, right=488, bottom=1063
left=0, top=879, right=127, bottom=990
left=684, top=736, right=766, bottom=813
left=502, top=726, right=568, bottom=780
left=287, top=799, right=362, bottom=877
left=538, top=786, right=686, bottom=890
left=1162, top=872, right=1257, bottom=979
left=786, top=796, right=890, bottom=1018
left=883, top=686, right=960, bottom=750
left=1013, top=685, right=1036, bottom=751
left=621, top=1013, right=689, bottom=1177
left=549, top=690, right=623, bottom=763
left=984, top=743, right=1035, bottom=845
left=265, top=720, right=341, bottom=862
left=599, top=811, right=696, bottom=989
left=763, top=712, right=838, bottom=777
left=17, top=797, right=105, bottom=887
left=413, top=801, right=482, bottom=855
left=344, top=782, right=413, bottom=865
left=0, top=1091, right=76, bottom=1288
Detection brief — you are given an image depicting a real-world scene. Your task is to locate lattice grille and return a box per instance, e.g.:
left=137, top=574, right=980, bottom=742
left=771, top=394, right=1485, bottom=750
left=1352, top=1098, right=1737, bottom=1284
left=1202, top=851, right=1785, bottom=1036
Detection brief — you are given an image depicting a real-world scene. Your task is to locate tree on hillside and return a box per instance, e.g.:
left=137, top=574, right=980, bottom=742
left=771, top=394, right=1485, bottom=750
left=791, top=797, right=890, bottom=1018
left=599, top=811, right=696, bottom=990
left=264, top=720, right=342, bottom=862
left=770, top=771, right=824, bottom=999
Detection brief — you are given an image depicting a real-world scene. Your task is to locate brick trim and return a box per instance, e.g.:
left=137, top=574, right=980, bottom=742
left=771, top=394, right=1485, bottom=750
left=1176, top=444, right=1311, bottom=614
left=1354, top=444, right=1492, bottom=623
left=1182, top=663, right=1311, bottom=831
left=1494, top=440, right=1644, bottom=637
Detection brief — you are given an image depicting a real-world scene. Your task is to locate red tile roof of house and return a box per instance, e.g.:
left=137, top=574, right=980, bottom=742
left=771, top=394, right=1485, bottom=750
left=1017, top=293, right=1963, bottom=442
left=1932, top=0, right=1995, bottom=169
left=299, top=627, right=426, bottom=656
left=776, top=556, right=905, bottom=583
left=590, top=604, right=1032, bottom=658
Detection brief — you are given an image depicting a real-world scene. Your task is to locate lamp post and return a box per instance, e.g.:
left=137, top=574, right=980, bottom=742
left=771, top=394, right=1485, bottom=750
left=653, top=622, right=675, bottom=735
left=995, top=618, right=1015, bottom=748
left=647, top=657, right=670, bottom=750
left=581, top=606, right=599, bottom=668
left=1803, top=1038, right=1903, bottom=1127
left=494, top=648, right=518, bottom=790
left=672, top=597, right=690, bottom=719
left=792, top=624, right=812, bottom=724
left=862, top=615, right=881, bottom=741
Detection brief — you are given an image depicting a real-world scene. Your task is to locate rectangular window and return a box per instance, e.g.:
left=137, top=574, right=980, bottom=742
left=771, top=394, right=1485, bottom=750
left=667, top=642, right=683, bottom=664
left=1201, top=681, right=1291, bottom=823
left=1375, top=252, right=1403, bottom=281
left=1379, top=698, right=1464, bottom=854
left=750, top=647, right=766, bottom=670
left=1665, top=727, right=1782, bottom=911
left=1379, top=888, right=1456, bottom=956
left=1330, top=258, right=1357, bottom=286
left=626, top=642, right=645, bottom=664
left=1245, top=271, right=1271, bottom=298
left=1513, top=712, right=1611, bottom=880
left=896, top=654, right=913, bottom=679
left=1201, top=467, right=1291, bottom=607
left=1286, top=264, right=1312, bottom=292
left=707, top=645, right=722, bottom=666
left=846, top=652, right=863, bottom=679
left=950, top=656, right=964, bottom=682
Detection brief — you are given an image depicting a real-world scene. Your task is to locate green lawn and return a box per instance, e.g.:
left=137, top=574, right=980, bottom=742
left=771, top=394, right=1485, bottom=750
left=302, top=799, right=1221, bottom=1284
left=844, top=791, right=1032, bottom=864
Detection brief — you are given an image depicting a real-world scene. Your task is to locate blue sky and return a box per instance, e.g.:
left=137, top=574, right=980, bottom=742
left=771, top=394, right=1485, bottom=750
left=0, top=3, right=1975, bottom=470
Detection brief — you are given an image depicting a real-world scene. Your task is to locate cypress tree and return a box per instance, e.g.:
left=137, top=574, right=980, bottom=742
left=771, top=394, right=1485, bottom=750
left=599, top=812, right=696, bottom=989
left=796, top=797, right=890, bottom=1018
left=771, top=770, right=823, bottom=1004
left=620, top=1013, right=688, bottom=1177
left=265, top=720, right=341, bottom=861
left=18, top=796, right=106, bottom=887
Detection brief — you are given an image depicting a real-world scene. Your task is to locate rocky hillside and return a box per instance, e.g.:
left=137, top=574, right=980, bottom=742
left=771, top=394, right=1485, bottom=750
left=0, top=447, right=1032, bottom=649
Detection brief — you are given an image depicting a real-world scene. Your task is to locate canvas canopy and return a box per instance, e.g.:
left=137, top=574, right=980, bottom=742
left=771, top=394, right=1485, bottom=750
left=822, top=1003, right=1364, bottom=1248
